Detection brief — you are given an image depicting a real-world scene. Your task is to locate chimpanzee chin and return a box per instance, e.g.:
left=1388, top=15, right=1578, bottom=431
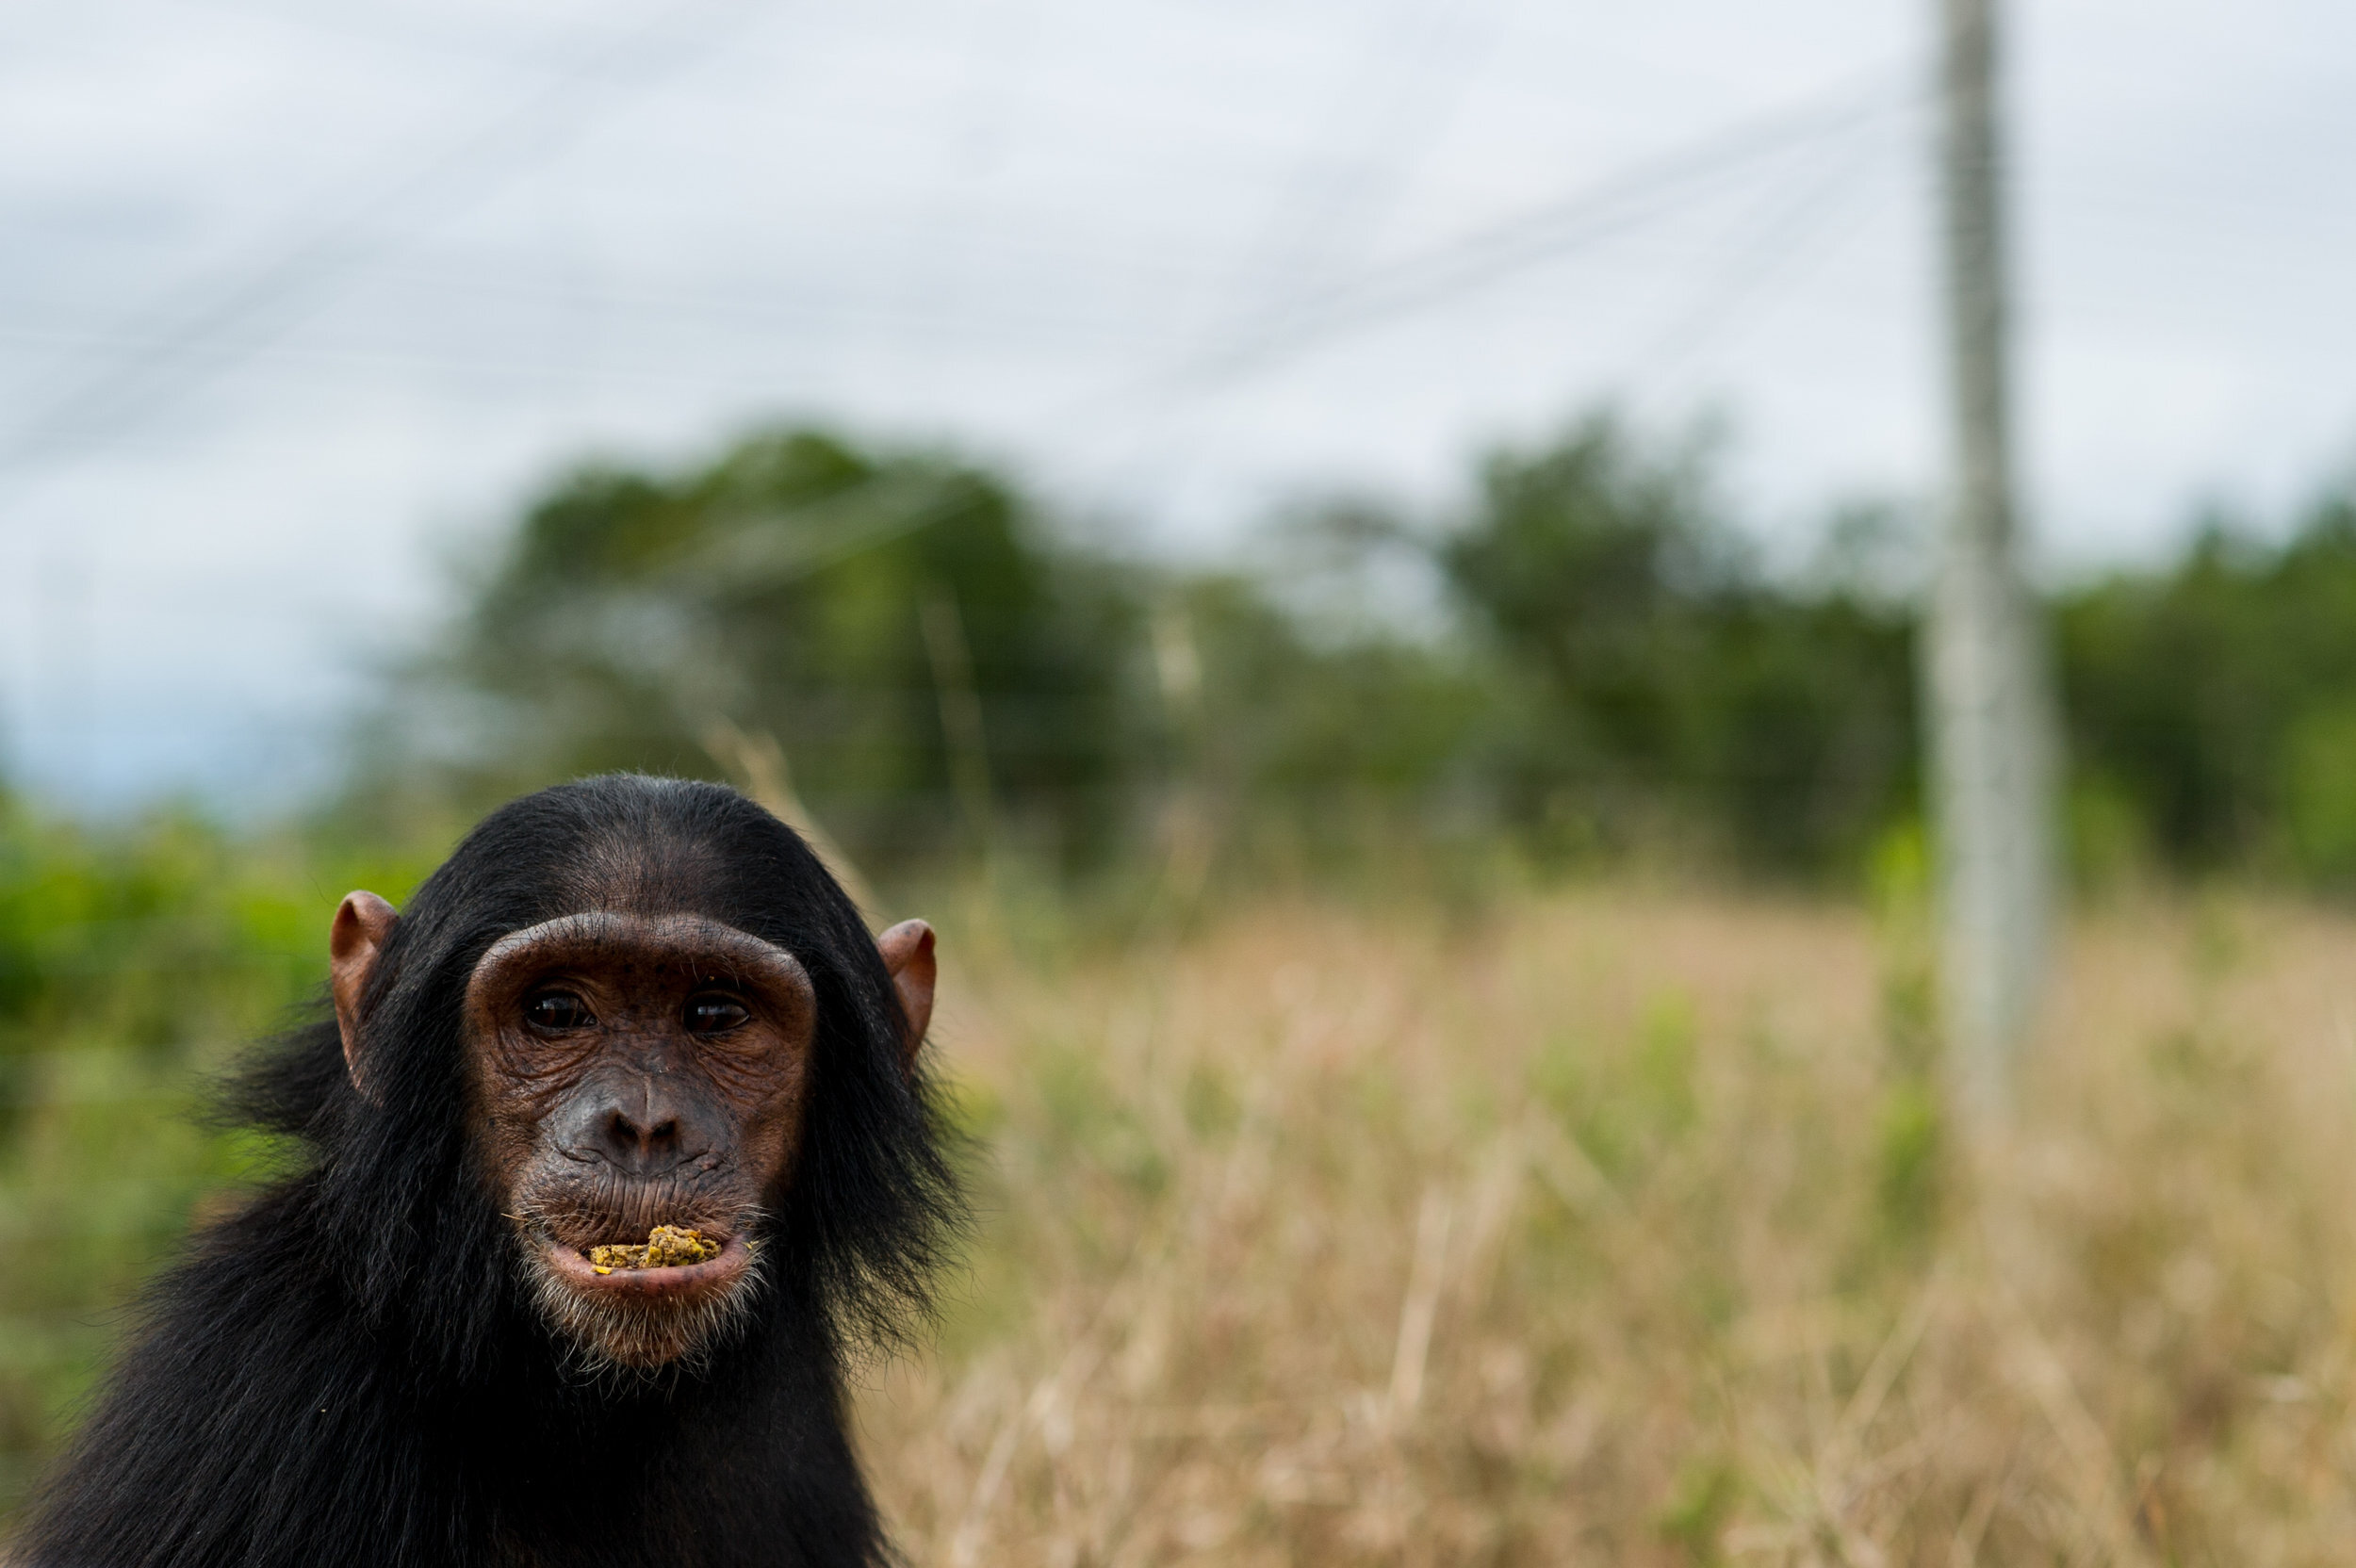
left=14, top=775, right=963, bottom=1568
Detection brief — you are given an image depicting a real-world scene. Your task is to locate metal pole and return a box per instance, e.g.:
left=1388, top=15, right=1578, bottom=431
left=1929, top=0, right=2053, bottom=1119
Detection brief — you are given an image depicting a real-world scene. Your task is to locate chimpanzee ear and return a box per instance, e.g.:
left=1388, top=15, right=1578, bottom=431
left=875, top=920, right=936, bottom=1071
left=331, top=891, right=400, bottom=1101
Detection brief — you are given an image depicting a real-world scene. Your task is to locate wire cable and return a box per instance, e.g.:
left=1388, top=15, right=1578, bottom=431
left=1088, top=66, right=1916, bottom=414
left=0, top=0, right=764, bottom=485
left=1624, top=107, right=1901, bottom=419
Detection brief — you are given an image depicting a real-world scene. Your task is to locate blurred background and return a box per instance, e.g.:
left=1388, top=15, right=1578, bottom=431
left=8, top=0, right=2356, bottom=1560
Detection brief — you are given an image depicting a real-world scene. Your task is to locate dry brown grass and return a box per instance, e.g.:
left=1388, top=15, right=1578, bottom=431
left=854, top=888, right=2356, bottom=1566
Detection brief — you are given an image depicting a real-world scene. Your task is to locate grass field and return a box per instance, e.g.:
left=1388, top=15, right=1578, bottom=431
left=857, top=887, right=2356, bottom=1566
left=7, top=876, right=2356, bottom=1563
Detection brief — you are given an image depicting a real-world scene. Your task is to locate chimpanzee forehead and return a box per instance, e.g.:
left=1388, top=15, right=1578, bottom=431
left=544, top=830, right=738, bottom=919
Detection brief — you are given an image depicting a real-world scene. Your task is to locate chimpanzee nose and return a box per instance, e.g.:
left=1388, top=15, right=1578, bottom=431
left=562, top=1070, right=712, bottom=1175
left=598, top=1103, right=681, bottom=1167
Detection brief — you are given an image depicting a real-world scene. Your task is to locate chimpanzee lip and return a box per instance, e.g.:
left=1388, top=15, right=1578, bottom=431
left=540, top=1232, right=752, bottom=1298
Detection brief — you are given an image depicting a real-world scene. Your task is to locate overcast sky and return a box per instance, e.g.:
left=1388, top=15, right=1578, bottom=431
left=2, top=0, right=2350, bottom=810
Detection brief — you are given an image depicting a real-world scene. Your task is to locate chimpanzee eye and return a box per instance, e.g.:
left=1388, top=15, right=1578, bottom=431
left=524, top=990, right=595, bottom=1032
left=684, top=994, right=751, bottom=1036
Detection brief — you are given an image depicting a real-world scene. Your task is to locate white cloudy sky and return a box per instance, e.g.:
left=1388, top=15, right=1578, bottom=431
left=1, top=0, right=2349, bottom=809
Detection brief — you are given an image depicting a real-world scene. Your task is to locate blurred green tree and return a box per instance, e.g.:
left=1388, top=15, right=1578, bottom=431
left=364, top=430, right=1145, bottom=871
left=1434, top=414, right=1919, bottom=872
left=356, top=409, right=2356, bottom=891
left=2057, top=490, right=2356, bottom=879
left=360, top=415, right=1941, bottom=887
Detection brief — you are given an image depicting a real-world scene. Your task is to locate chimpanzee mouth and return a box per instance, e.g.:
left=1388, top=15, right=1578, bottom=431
left=537, top=1229, right=754, bottom=1300
left=510, top=1207, right=767, bottom=1371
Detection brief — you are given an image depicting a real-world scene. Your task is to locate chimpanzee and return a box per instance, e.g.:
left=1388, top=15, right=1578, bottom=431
left=13, top=775, right=962, bottom=1568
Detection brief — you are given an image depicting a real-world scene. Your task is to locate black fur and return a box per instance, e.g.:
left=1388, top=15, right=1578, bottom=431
left=14, top=776, right=961, bottom=1568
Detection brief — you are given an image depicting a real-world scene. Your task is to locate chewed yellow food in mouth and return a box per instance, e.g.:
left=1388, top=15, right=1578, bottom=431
left=587, top=1224, right=724, bottom=1274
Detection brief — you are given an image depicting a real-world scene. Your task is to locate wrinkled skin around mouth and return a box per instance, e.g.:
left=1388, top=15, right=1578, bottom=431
left=505, top=1157, right=779, bottom=1371
left=514, top=1217, right=768, bottom=1374
left=506, top=1151, right=778, bottom=1371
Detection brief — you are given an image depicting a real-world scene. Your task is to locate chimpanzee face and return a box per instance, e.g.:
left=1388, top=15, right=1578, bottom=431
left=463, top=911, right=814, bottom=1369
left=329, top=890, right=936, bottom=1374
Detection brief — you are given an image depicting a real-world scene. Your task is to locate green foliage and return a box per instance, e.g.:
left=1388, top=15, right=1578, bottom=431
left=2056, top=496, right=2356, bottom=880
left=0, top=795, right=438, bottom=1513
left=1872, top=1082, right=1942, bottom=1253
left=1148, top=572, right=1493, bottom=872
left=364, top=413, right=1928, bottom=889
left=365, top=427, right=1488, bottom=885
left=1866, top=820, right=1945, bottom=1257
left=1656, top=1454, right=1740, bottom=1563
left=1436, top=414, right=1919, bottom=874
left=1529, top=993, right=1700, bottom=1186
left=369, top=431, right=1139, bottom=869
left=2282, top=700, right=2356, bottom=881
left=355, top=407, right=2356, bottom=894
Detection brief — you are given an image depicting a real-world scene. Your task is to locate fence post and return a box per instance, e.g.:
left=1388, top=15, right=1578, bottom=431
left=1928, top=0, right=2054, bottom=1119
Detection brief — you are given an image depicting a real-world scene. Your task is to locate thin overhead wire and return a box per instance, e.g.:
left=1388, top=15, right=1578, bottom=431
left=1083, top=66, right=1916, bottom=416
left=1051, top=0, right=1501, bottom=542
left=1624, top=110, right=1901, bottom=418
left=1034, top=67, right=1916, bottom=528
left=1028, top=59, right=1917, bottom=530
left=1207, top=0, right=1499, bottom=337
left=0, top=0, right=763, bottom=486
